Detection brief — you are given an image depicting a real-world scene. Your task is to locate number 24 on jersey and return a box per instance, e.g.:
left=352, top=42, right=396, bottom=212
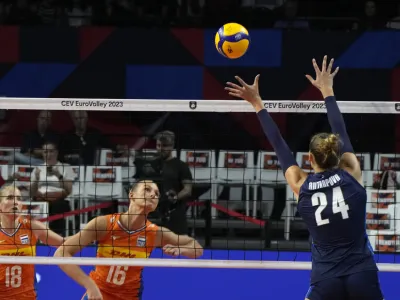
left=312, top=186, right=350, bottom=226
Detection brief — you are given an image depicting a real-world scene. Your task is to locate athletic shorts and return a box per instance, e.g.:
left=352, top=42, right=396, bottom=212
left=306, top=271, right=384, bottom=300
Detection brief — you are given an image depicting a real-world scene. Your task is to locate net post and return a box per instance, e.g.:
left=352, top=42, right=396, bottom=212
left=204, top=200, right=212, bottom=248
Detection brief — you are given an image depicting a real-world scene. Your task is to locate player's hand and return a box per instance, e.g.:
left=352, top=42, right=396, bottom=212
left=163, top=244, right=181, bottom=257
left=166, top=190, right=177, bottom=203
left=305, top=55, right=339, bottom=97
left=86, top=284, right=103, bottom=300
left=225, top=75, right=263, bottom=110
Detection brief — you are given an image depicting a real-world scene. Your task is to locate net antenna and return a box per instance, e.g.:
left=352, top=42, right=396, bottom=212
left=1, top=257, right=400, bottom=272
left=0, top=98, right=399, bottom=113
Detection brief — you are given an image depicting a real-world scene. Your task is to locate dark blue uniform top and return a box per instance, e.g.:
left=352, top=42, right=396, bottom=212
left=297, top=168, right=378, bottom=284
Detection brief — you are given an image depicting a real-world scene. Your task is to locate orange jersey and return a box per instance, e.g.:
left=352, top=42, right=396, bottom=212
left=0, top=217, right=37, bottom=300
left=89, top=214, right=159, bottom=299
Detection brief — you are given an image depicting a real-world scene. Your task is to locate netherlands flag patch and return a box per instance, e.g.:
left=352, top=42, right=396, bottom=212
left=137, top=236, right=146, bottom=247
left=20, top=234, right=29, bottom=245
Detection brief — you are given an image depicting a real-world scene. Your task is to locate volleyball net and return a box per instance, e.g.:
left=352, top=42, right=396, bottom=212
left=0, top=97, right=400, bottom=298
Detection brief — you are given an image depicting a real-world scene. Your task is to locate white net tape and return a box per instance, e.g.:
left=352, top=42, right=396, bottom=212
left=1, top=97, right=400, bottom=113
left=0, top=256, right=399, bottom=272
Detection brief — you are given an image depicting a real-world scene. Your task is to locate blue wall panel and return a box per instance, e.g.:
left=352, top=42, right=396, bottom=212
left=204, top=29, right=282, bottom=67
left=126, top=65, right=203, bottom=99
left=337, top=31, right=400, bottom=69
left=0, top=63, right=75, bottom=97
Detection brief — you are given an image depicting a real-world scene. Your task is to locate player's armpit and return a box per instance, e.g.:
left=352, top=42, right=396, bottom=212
left=54, top=216, right=108, bottom=257
left=156, top=227, right=203, bottom=258
left=285, top=165, right=308, bottom=201
left=339, top=152, right=362, bottom=184
left=30, top=220, right=64, bottom=247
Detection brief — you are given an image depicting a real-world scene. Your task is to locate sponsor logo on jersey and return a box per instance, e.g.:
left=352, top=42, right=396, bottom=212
left=137, top=236, right=146, bottom=247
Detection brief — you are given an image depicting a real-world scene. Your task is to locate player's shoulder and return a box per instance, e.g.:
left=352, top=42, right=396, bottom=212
left=18, top=215, right=32, bottom=228
left=87, top=214, right=113, bottom=230
left=146, top=220, right=159, bottom=232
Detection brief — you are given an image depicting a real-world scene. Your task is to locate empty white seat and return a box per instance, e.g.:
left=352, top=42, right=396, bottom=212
left=180, top=149, right=217, bottom=218
left=180, top=149, right=216, bottom=182
left=373, top=153, right=400, bottom=171
left=296, top=152, right=312, bottom=172
left=99, top=149, right=136, bottom=182
left=253, top=151, right=286, bottom=218
left=67, top=166, right=86, bottom=232
left=356, top=153, right=371, bottom=171
left=216, top=151, right=255, bottom=217
left=366, top=188, right=398, bottom=211
left=84, top=166, right=124, bottom=220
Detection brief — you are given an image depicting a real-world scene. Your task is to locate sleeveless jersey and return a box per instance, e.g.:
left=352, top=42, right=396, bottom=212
left=0, top=217, right=37, bottom=299
left=89, top=214, right=159, bottom=299
left=297, top=169, right=378, bottom=284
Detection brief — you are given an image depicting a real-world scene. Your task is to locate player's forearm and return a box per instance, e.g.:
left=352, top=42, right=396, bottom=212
left=324, top=95, right=354, bottom=153
left=257, top=108, right=298, bottom=174
left=180, top=240, right=203, bottom=258
left=177, top=186, right=192, bottom=200
left=54, top=249, right=96, bottom=289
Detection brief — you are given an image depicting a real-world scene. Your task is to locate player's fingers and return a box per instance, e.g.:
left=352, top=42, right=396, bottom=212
left=332, top=66, right=339, bottom=77
left=235, top=76, right=249, bottom=87
left=322, top=55, right=327, bottom=72
left=226, top=82, right=243, bottom=90
left=254, top=74, right=260, bottom=87
left=225, top=87, right=241, bottom=94
left=312, top=58, right=321, bottom=75
left=327, top=58, right=334, bottom=74
left=228, top=92, right=242, bottom=98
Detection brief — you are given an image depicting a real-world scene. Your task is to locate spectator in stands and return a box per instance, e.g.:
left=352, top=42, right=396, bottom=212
left=352, top=1, right=384, bottom=31
left=65, top=0, right=92, bottom=27
left=37, top=0, right=63, bottom=25
left=386, top=3, right=400, bottom=29
left=155, top=131, right=193, bottom=235
left=0, top=4, right=6, bottom=24
left=16, top=110, right=58, bottom=166
left=136, top=0, right=170, bottom=25
left=30, top=141, right=73, bottom=236
left=273, top=0, right=309, bottom=30
left=61, top=111, right=125, bottom=165
left=5, top=0, right=41, bottom=25
left=372, top=170, right=400, bottom=190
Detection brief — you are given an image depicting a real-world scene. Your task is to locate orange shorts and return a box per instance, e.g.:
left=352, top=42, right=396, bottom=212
left=0, top=291, right=36, bottom=300
left=81, top=290, right=139, bottom=300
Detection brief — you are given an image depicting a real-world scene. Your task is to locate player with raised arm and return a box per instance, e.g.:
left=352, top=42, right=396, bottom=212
left=54, top=180, right=203, bottom=300
left=225, top=56, right=384, bottom=300
left=0, top=185, right=65, bottom=300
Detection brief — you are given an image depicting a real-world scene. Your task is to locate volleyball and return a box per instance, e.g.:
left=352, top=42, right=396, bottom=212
left=215, top=23, right=250, bottom=59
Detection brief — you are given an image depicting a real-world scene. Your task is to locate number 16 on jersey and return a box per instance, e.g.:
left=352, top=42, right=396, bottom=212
left=312, top=186, right=350, bottom=226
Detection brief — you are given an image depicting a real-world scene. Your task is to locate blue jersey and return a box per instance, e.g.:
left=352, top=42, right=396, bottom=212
left=297, top=168, right=378, bottom=284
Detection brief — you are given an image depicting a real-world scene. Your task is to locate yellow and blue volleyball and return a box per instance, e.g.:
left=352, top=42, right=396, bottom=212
left=215, top=23, right=250, bottom=59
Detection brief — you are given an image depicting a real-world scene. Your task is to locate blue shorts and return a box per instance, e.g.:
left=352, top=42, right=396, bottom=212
left=306, top=271, right=384, bottom=300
